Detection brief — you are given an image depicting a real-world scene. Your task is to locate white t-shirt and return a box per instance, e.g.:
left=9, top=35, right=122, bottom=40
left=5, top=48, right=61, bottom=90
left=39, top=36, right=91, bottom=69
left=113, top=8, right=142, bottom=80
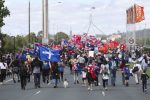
left=82, top=71, right=87, bottom=78
left=0, top=62, right=7, bottom=69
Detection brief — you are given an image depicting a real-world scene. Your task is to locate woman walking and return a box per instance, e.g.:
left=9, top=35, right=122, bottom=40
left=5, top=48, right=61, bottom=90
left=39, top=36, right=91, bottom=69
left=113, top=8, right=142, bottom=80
left=100, top=61, right=109, bottom=90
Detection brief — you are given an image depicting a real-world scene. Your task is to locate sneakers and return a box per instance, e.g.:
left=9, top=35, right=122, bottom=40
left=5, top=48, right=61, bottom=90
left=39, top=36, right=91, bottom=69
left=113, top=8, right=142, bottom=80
left=54, top=86, right=57, bottom=88
left=38, top=86, right=41, bottom=88
left=144, top=89, right=147, bottom=92
left=98, top=83, right=101, bottom=86
left=88, top=87, right=93, bottom=91
left=13, top=80, right=16, bottom=83
left=77, top=80, right=79, bottom=84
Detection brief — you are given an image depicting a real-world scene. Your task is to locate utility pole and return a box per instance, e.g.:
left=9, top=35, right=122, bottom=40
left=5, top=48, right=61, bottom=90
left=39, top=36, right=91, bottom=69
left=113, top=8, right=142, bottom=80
left=42, top=0, right=49, bottom=44
left=29, top=0, right=31, bottom=47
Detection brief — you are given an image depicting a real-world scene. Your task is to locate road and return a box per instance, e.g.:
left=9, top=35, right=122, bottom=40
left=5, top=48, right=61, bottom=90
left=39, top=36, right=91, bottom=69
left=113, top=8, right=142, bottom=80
left=0, top=69, right=149, bottom=100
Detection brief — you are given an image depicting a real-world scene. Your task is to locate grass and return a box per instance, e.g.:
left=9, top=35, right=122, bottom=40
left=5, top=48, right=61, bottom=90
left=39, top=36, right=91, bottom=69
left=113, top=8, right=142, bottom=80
left=147, top=67, right=150, bottom=82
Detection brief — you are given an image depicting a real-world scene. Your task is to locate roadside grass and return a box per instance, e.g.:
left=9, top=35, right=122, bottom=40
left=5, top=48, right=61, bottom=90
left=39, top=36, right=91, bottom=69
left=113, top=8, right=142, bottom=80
left=147, top=67, right=150, bottom=82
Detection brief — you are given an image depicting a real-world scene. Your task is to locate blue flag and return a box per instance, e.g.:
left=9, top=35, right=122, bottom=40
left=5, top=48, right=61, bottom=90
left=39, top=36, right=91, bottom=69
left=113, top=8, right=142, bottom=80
left=39, top=46, right=60, bottom=62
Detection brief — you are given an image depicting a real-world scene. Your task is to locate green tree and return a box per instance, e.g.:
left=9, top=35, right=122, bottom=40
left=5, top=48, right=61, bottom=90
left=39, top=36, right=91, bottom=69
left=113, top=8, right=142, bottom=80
left=54, top=32, right=69, bottom=44
left=0, top=0, right=10, bottom=27
left=0, top=0, right=10, bottom=54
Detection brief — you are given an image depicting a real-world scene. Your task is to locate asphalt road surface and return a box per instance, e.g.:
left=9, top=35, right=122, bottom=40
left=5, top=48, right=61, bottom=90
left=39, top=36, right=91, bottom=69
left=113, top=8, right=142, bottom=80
left=0, top=69, right=149, bottom=100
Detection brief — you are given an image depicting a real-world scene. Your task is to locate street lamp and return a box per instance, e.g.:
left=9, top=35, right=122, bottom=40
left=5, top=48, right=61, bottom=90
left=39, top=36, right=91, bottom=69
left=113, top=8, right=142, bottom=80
left=11, top=36, right=15, bottom=54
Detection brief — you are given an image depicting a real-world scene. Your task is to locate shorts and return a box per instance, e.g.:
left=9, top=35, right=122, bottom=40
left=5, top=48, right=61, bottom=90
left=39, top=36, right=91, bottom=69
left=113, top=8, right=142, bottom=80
left=82, top=78, right=86, bottom=81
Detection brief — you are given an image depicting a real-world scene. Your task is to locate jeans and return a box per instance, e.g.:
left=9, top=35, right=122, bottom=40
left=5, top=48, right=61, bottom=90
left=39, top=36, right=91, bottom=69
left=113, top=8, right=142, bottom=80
left=0, top=69, right=6, bottom=82
left=122, top=72, right=125, bottom=85
left=102, top=79, right=108, bottom=88
left=74, top=71, right=79, bottom=83
left=142, top=81, right=147, bottom=92
left=20, top=76, right=27, bottom=89
left=110, top=69, right=116, bottom=86
left=53, top=75, right=58, bottom=87
left=60, top=72, right=64, bottom=81
left=34, top=73, right=41, bottom=88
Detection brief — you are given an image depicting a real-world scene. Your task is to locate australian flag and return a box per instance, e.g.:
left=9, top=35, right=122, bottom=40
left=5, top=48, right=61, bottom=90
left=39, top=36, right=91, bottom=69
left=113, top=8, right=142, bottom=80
left=39, top=46, right=60, bottom=62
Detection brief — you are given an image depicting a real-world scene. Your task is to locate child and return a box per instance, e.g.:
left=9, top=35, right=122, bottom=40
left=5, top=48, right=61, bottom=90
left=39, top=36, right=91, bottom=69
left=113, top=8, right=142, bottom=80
left=123, top=64, right=130, bottom=86
left=141, top=70, right=149, bottom=93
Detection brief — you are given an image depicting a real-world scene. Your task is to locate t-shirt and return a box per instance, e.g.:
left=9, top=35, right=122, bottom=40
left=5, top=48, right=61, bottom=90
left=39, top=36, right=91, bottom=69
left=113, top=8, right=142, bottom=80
left=82, top=71, right=87, bottom=78
left=0, top=62, right=7, bottom=69
left=33, top=67, right=40, bottom=74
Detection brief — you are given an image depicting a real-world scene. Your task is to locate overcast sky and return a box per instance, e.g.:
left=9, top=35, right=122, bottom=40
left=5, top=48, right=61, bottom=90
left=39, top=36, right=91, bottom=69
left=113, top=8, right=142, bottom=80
left=2, top=0, right=150, bottom=36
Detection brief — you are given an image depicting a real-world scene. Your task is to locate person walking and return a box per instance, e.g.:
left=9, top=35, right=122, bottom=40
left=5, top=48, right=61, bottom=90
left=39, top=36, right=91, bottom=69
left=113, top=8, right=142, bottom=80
left=141, top=55, right=148, bottom=72
left=120, top=59, right=126, bottom=85
left=123, top=64, right=130, bottom=86
left=109, top=57, right=117, bottom=86
left=86, top=63, right=94, bottom=91
left=11, top=59, right=20, bottom=83
left=19, top=60, right=28, bottom=90
left=58, top=62, right=65, bottom=82
left=132, top=61, right=142, bottom=84
left=31, top=57, right=42, bottom=89
left=72, top=58, right=80, bottom=84
left=141, top=70, right=149, bottom=93
left=0, top=58, right=7, bottom=84
left=42, top=61, right=50, bottom=84
left=51, top=62, right=60, bottom=88
left=100, top=60, right=110, bottom=90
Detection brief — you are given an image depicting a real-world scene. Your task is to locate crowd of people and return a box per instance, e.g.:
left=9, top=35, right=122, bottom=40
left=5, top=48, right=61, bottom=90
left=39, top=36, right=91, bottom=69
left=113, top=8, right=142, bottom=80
left=0, top=47, right=150, bottom=93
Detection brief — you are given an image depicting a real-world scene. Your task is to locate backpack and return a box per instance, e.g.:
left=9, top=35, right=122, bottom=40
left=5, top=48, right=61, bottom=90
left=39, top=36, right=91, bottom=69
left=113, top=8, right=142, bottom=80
left=132, top=66, right=139, bottom=73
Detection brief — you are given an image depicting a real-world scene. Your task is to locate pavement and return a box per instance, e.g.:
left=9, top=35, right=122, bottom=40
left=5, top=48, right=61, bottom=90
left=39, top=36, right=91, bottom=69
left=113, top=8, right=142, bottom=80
left=0, top=69, right=150, bottom=100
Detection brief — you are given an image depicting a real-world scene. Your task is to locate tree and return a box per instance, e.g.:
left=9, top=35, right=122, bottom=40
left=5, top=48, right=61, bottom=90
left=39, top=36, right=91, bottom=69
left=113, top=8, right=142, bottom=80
left=54, top=32, right=69, bottom=44
left=0, top=0, right=10, bottom=27
left=0, top=0, right=10, bottom=54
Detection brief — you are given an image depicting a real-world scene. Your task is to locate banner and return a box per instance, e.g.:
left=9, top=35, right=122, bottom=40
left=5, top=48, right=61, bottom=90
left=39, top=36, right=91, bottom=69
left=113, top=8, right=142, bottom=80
left=126, top=4, right=145, bottom=24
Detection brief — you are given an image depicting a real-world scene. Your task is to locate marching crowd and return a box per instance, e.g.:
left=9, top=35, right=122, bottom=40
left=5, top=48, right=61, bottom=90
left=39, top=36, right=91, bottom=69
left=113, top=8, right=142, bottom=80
left=0, top=48, right=150, bottom=93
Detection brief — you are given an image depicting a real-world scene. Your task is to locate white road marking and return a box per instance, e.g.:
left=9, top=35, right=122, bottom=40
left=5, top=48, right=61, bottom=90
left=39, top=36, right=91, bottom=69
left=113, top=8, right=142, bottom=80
left=0, top=79, right=13, bottom=85
left=34, top=91, right=41, bottom=95
left=102, top=91, right=105, bottom=96
left=4, top=79, right=13, bottom=83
